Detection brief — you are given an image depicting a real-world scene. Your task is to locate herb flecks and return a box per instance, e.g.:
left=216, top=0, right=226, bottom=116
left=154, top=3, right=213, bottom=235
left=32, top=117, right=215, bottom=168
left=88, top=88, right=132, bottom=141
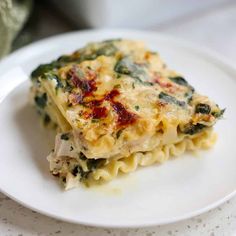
left=116, top=129, right=123, bottom=139
left=91, top=119, right=99, bottom=123
left=79, top=152, right=87, bottom=161
left=114, top=84, right=121, bottom=89
left=72, top=165, right=90, bottom=180
left=60, top=133, right=70, bottom=141
left=71, top=158, right=106, bottom=181
left=43, top=114, right=51, bottom=125
left=72, top=166, right=78, bottom=176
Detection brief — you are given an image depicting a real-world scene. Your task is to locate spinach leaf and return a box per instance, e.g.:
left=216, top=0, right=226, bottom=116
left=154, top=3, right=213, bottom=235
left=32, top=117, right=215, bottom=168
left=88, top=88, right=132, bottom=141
left=159, top=92, right=186, bottom=107
left=183, top=123, right=206, bottom=135
left=170, top=76, right=195, bottom=103
left=102, top=38, right=121, bottom=43
left=57, top=55, right=74, bottom=63
left=31, top=42, right=118, bottom=81
left=114, top=57, right=152, bottom=85
left=169, top=76, right=189, bottom=86
left=77, top=43, right=117, bottom=63
left=195, top=103, right=211, bottom=114
left=31, top=63, right=56, bottom=79
left=72, top=165, right=90, bottom=180
left=31, top=59, right=69, bottom=79
left=211, top=109, right=225, bottom=118
left=96, top=43, right=117, bottom=56
left=87, top=159, right=105, bottom=171
left=43, top=73, right=64, bottom=90
left=184, top=88, right=194, bottom=103
left=34, top=93, right=47, bottom=109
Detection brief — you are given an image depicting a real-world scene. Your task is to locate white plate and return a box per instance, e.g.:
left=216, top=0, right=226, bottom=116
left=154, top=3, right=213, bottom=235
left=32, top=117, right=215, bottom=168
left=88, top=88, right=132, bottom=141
left=0, top=29, right=236, bottom=228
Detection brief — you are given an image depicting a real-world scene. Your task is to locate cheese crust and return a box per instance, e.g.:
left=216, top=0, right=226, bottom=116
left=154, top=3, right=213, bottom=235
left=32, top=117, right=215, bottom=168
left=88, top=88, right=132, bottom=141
left=30, top=39, right=224, bottom=189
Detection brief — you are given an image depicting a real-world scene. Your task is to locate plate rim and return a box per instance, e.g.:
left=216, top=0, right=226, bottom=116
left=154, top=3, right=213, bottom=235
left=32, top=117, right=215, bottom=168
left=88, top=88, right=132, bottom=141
left=0, top=28, right=236, bottom=228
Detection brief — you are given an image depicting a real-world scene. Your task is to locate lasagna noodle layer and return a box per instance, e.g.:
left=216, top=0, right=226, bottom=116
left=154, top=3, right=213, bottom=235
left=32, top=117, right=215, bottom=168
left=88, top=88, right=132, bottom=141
left=48, top=128, right=215, bottom=190
left=92, top=128, right=215, bottom=182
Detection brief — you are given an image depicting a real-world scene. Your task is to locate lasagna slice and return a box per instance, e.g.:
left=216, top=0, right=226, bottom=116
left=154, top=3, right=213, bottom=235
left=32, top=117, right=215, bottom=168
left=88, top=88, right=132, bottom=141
left=30, top=39, right=224, bottom=189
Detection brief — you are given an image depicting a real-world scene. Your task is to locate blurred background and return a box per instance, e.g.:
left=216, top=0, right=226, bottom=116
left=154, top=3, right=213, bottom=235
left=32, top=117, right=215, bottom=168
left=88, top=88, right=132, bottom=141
left=0, top=0, right=236, bottom=59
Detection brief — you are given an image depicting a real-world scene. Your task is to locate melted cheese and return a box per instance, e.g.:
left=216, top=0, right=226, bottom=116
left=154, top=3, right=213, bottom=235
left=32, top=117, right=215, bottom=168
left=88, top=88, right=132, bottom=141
left=30, top=39, right=224, bottom=189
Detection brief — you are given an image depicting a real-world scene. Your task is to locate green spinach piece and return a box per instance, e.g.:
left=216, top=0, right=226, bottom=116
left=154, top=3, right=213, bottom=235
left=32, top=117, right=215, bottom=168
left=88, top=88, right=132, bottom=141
left=159, top=92, right=186, bottom=107
left=102, top=38, right=121, bottom=43
left=34, top=93, right=47, bottom=109
left=170, top=76, right=195, bottom=103
left=183, top=123, right=206, bottom=135
left=31, top=56, right=76, bottom=80
left=195, top=103, right=211, bottom=114
left=96, top=43, right=117, bottom=57
left=43, top=73, right=64, bottom=90
left=77, top=43, right=117, bottom=63
left=31, top=63, right=56, bottom=79
left=184, top=89, right=194, bottom=103
left=169, top=76, right=189, bottom=86
left=87, top=159, right=105, bottom=171
left=211, top=109, right=225, bottom=118
left=114, top=57, right=153, bottom=86
left=31, top=42, right=118, bottom=80
left=72, top=165, right=91, bottom=180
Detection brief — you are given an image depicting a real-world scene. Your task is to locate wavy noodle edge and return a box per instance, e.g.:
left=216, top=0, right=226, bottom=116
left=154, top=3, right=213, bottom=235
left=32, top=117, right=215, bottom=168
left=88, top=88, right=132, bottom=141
left=91, top=129, right=216, bottom=182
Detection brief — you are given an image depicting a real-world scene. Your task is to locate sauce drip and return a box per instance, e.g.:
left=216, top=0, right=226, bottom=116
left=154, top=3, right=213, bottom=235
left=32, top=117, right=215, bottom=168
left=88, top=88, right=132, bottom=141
left=69, top=67, right=97, bottom=97
left=91, top=107, right=108, bottom=119
left=105, top=89, right=137, bottom=127
left=105, top=89, right=120, bottom=101
left=112, top=101, right=137, bottom=126
left=68, top=67, right=137, bottom=127
left=87, top=89, right=137, bottom=126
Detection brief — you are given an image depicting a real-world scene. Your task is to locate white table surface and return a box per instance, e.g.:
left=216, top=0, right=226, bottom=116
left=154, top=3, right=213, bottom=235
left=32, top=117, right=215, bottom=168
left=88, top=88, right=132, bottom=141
left=1, top=1, right=236, bottom=235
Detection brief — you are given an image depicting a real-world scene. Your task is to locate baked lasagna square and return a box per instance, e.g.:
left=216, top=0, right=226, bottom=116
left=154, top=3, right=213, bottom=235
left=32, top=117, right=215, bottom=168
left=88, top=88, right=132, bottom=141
left=30, top=39, right=224, bottom=189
